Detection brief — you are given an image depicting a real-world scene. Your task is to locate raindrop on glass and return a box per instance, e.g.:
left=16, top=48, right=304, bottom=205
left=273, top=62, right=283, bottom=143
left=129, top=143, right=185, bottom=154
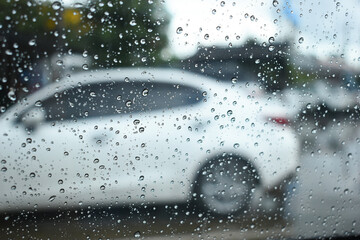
left=51, top=1, right=61, bottom=10
left=176, top=27, right=183, bottom=34
left=134, top=231, right=141, bottom=238
left=142, top=88, right=149, bottom=96
left=48, top=195, right=56, bottom=202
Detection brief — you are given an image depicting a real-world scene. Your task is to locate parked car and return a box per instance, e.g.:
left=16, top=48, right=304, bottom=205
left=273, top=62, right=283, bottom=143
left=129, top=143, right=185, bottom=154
left=0, top=68, right=299, bottom=215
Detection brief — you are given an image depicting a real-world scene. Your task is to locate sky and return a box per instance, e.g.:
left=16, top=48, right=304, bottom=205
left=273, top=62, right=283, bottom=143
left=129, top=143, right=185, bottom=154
left=166, top=0, right=360, bottom=67
left=55, top=0, right=360, bottom=67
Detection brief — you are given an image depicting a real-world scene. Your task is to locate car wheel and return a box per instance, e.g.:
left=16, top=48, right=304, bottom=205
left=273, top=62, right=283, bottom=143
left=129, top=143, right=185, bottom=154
left=195, top=156, right=257, bottom=216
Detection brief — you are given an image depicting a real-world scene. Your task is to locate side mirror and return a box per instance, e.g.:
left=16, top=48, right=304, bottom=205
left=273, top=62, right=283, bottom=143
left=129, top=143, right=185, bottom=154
left=21, top=107, right=46, bottom=131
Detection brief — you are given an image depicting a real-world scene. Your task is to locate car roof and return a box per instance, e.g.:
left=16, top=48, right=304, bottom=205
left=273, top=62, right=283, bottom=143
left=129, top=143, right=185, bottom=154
left=44, top=67, right=219, bottom=92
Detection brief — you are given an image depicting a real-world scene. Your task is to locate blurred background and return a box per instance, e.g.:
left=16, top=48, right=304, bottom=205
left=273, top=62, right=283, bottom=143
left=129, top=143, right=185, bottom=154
left=1, top=0, right=360, bottom=239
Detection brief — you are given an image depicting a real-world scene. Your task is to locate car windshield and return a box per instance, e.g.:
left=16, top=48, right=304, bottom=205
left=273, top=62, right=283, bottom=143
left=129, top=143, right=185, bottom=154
left=1, top=1, right=359, bottom=240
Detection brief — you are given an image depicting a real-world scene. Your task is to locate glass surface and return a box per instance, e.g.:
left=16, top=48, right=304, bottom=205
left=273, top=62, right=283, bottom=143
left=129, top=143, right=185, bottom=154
left=1, top=0, right=359, bottom=239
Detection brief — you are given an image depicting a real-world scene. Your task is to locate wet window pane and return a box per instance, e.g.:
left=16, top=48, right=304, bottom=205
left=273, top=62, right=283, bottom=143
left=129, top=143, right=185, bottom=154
left=1, top=0, right=360, bottom=239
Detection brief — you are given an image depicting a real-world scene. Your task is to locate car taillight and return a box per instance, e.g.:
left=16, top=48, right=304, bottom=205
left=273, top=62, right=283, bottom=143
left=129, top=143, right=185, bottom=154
left=268, top=117, right=289, bottom=125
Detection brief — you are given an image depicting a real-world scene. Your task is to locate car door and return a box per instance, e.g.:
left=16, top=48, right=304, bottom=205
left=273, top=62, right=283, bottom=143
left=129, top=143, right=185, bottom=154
left=74, top=79, right=208, bottom=205
left=109, top=80, right=208, bottom=204
left=2, top=95, right=88, bottom=210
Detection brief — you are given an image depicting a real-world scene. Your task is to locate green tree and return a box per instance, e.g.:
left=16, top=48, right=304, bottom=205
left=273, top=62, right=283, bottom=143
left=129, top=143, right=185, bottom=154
left=65, top=0, right=169, bottom=67
left=0, top=0, right=169, bottom=107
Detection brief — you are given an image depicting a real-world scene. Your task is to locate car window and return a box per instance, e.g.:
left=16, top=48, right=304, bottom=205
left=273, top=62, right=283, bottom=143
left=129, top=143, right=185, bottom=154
left=18, top=81, right=204, bottom=122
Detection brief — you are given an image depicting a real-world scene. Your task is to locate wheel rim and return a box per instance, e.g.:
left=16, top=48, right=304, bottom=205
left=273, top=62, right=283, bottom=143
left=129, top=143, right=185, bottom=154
left=198, top=158, right=254, bottom=215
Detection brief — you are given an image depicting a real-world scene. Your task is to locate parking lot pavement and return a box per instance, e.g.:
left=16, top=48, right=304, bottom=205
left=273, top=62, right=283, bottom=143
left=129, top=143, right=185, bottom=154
left=0, top=205, right=289, bottom=239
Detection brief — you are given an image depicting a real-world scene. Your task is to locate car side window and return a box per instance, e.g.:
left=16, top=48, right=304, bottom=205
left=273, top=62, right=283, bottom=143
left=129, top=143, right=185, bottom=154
left=143, top=82, right=204, bottom=110
left=37, top=81, right=203, bottom=122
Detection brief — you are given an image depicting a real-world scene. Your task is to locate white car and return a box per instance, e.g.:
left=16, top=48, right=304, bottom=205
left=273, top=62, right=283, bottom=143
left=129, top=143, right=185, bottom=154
left=0, top=68, right=299, bottom=215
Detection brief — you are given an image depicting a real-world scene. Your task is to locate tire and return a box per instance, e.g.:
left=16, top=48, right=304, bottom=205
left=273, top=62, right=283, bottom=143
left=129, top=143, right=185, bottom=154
left=194, top=155, right=257, bottom=216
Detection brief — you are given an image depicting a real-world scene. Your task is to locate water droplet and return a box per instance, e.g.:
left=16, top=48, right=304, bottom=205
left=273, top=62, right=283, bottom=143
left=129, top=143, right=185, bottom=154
left=100, top=185, right=106, bottom=190
left=5, top=49, right=13, bottom=55
left=268, top=45, right=275, bottom=52
left=29, top=172, right=36, bottom=178
left=231, top=77, right=237, bottom=83
left=124, top=77, right=130, bottom=82
left=272, top=0, right=279, bottom=7
left=28, top=39, right=36, bottom=46
left=52, top=1, right=61, bottom=10
left=130, top=20, right=137, bottom=26
left=204, top=34, right=209, bottom=40
left=64, top=151, right=69, bottom=156
left=74, top=2, right=83, bottom=8
left=93, top=158, right=99, bottom=164
left=176, top=27, right=183, bottom=34
left=35, top=100, right=42, bottom=107
left=298, top=37, right=304, bottom=44
left=133, top=119, right=140, bottom=125
left=58, top=179, right=63, bottom=184
left=139, top=175, right=144, bottom=181
left=125, top=100, right=132, bottom=107
left=134, top=231, right=141, bottom=238
left=142, top=88, right=149, bottom=96
left=1, top=167, right=7, bottom=172
left=82, top=64, right=89, bottom=70
left=233, top=143, right=240, bottom=149
left=268, top=36, right=275, bottom=43
left=7, top=90, right=16, bottom=101
left=227, top=110, right=233, bottom=116
left=220, top=1, right=225, bottom=7
left=255, top=59, right=260, bottom=64
left=56, top=60, right=63, bottom=66
left=48, top=195, right=56, bottom=202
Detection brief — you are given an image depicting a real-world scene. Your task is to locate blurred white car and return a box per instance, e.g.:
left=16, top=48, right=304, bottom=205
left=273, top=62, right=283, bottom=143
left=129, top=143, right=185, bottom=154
left=0, top=68, right=299, bottom=215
